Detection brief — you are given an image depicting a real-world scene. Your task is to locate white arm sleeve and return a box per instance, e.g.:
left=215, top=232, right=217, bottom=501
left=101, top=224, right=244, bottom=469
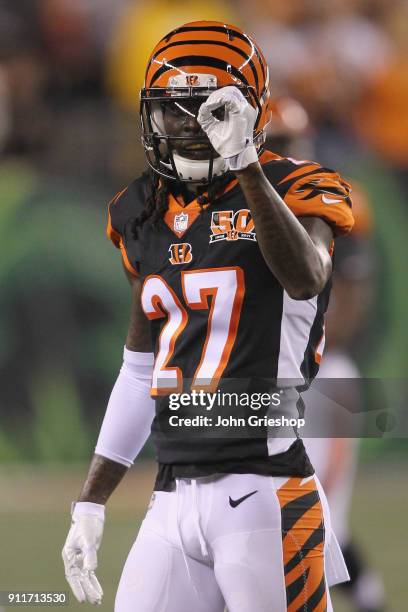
left=95, top=347, right=155, bottom=467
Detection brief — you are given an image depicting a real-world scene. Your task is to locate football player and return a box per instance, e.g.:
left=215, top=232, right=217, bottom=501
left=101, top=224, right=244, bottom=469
left=62, top=21, right=354, bottom=611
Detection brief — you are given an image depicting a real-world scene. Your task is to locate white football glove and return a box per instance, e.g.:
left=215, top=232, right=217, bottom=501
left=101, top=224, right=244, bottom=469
left=62, top=502, right=105, bottom=605
left=197, top=86, right=258, bottom=171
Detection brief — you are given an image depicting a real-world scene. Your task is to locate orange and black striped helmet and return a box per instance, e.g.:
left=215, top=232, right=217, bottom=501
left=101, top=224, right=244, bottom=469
left=140, top=20, right=271, bottom=183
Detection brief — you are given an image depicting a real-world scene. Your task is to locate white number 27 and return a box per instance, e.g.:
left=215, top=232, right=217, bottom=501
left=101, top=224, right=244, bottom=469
left=141, top=267, right=245, bottom=395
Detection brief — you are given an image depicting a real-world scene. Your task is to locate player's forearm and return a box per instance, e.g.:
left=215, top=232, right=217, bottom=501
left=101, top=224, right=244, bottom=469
left=78, top=342, right=154, bottom=506
left=235, top=162, right=329, bottom=299
left=77, top=454, right=128, bottom=504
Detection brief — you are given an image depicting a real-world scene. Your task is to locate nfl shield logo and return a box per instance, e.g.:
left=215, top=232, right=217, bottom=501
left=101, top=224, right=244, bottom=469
left=174, top=212, right=188, bottom=232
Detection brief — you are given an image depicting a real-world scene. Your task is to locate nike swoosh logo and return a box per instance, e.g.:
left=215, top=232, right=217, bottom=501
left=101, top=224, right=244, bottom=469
left=322, top=194, right=343, bottom=204
left=229, top=490, right=258, bottom=508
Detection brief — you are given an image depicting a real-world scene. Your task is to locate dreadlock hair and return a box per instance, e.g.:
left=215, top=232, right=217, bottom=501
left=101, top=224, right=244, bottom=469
left=131, top=168, right=234, bottom=239
left=131, top=169, right=168, bottom=238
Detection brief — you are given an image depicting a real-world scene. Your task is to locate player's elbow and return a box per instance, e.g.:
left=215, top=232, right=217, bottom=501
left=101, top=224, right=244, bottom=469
left=286, top=265, right=330, bottom=301
left=287, top=282, right=322, bottom=301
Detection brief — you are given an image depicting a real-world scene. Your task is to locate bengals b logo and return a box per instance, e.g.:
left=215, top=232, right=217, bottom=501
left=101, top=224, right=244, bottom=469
left=186, top=75, right=199, bottom=86
left=169, top=243, right=193, bottom=265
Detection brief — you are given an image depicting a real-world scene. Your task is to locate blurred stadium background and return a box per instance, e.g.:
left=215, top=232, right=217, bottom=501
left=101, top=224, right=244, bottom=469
left=0, top=0, right=407, bottom=610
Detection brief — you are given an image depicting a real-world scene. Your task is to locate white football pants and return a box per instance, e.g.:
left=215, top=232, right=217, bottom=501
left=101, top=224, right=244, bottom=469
left=115, top=473, right=348, bottom=611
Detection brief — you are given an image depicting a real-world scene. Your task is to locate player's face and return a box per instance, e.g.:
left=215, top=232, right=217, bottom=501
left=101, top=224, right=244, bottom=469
left=161, top=100, right=221, bottom=161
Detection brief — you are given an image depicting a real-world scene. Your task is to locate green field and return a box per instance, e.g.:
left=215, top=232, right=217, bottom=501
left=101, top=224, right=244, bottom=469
left=0, top=462, right=406, bottom=611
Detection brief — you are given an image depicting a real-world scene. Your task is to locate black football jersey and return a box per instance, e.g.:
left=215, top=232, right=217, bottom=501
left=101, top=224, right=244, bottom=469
left=107, top=151, right=354, bottom=490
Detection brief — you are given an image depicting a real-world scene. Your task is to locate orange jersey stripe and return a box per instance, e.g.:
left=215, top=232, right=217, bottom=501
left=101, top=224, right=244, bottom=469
left=106, top=187, right=128, bottom=246
left=119, top=238, right=138, bottom=277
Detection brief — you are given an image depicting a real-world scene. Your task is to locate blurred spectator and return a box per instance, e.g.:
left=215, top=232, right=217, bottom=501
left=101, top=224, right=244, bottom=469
left=0, top=0, right=405, bottom=195
left=0, top=1, right=130, bottom=187
left=245, top=0, right=399, bottom=171
left=247, top=0, right=393, bottom=120
left=317, top=0, right=392, bottom=81
left=0, top=1, right=48, bottom=155
left=39, top=0, right=106, bottom=103
left=238, top=0, right=315, bottom=95
left=353, top=2, right=408, bottom=174
left=105, top=0, right=234, bottom=109
left=0, top=67, right=11, bottom=149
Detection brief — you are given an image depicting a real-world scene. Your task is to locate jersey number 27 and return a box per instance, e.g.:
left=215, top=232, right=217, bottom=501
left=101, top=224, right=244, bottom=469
left=141, top=267, right=245, bottom=395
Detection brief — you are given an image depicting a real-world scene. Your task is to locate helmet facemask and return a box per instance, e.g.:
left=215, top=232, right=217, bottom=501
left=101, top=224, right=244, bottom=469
left=140, top=75, right=265, bottom=184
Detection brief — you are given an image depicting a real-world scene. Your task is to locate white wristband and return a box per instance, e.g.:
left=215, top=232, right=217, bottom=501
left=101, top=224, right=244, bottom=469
left=227, top=145, right=258, bottom=171
left=71, top=501, right=105, bottom=520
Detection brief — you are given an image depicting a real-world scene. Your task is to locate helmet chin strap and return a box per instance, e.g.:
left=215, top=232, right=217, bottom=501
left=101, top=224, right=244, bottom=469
left=162, top=152, right=228, bottom=182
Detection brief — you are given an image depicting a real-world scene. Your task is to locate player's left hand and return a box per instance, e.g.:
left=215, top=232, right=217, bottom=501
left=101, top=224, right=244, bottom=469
left=197, top=86, right=258, bottom=171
